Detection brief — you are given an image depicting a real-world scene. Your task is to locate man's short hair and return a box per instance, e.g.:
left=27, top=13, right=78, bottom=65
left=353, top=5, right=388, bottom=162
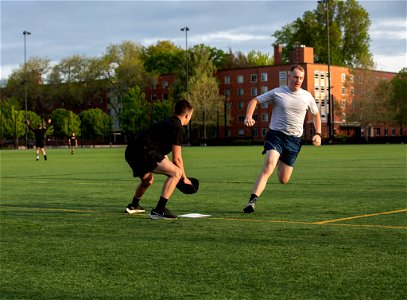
left=290, top=64, right=305, bottom=73
left=175, top=99, right=193, bottom=115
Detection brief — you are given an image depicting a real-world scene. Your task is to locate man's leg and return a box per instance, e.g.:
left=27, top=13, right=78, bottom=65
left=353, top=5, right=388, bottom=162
left=125, top=173, right=153, bottom=214
left=251, top=149, right=280, bottom=196
left=244, top=149, right=280, bottom=213
left=277, top=161, right=294, bottom=184
left=150, top=157, right=182, bottom=219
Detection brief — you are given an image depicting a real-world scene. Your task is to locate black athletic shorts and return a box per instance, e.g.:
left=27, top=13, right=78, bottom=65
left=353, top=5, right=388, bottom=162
left=125, top=145, right=165, bottom=177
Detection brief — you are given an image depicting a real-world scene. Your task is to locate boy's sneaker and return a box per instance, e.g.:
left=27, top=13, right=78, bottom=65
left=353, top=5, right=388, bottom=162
left=125, top=204, right=145, bottom=214
left=150, top=207, right=177, bottom=219
left=243, top=198, right=257, bottom=213
left=44, top=155, right=47, bottom=161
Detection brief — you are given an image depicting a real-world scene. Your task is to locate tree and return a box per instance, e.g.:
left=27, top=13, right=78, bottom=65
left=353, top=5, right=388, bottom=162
left=247, top=50, right=273, bottom=66
left=186, top=45, right=226, bottom=141
left=79, top=108, right=111, bottom=140
left=273, top=0, right=374, bottom=68
left=50, top=108, right=81, bottom=138
left=142, top=40, right=184, bottom=74
left=118, top=86, right=149, bottom=136
left=388, top=68, right=407, bottom=127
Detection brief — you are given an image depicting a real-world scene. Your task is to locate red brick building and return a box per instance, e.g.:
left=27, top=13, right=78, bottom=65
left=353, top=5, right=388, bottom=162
left=145, top=45, right=401, bottom=143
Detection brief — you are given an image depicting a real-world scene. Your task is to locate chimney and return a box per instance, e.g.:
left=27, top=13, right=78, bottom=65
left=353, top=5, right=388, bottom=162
left=289, top=45, right=314, bottom=64
left=273, top=44, right=283, bottom=65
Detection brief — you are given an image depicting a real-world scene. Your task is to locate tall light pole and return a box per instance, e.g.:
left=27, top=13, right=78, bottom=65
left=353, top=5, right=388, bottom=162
left=318, top=0, right=333, bottom=142
left=180, top=26, right=190, bottom=144
left=23, top=30, right=31, bottom=149
left=180, top=26, right=189, bottom=98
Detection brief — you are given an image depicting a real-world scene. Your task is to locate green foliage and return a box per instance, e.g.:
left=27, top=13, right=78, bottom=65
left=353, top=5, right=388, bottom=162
left=151, top=100, right=174, bottom=123
left=247, top=50, right=274, bottom=66
left=273, top=0, right=373, bottom=68
left=143, top=40, right=183, bottom=74
left=388, top=68, right=407, bottom=126
left=79, top=108, right=111, bottom=138
left=50, top=108, right=81, bottom=137
left=118, top=86, right=149, bottom=135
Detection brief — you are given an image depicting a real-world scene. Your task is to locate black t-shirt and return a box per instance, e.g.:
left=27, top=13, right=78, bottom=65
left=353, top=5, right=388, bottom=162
left=128, top=116, right=185, bottom=158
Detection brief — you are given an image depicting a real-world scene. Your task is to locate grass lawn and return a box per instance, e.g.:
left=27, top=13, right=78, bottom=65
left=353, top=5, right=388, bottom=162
left=1, top=144, right=406, bottom=299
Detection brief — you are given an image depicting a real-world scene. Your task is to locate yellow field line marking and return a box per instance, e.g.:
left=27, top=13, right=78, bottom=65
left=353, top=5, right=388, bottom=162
left=313, top=208, right=407, bottom=224
left=1, top=206, right=406, bottom=229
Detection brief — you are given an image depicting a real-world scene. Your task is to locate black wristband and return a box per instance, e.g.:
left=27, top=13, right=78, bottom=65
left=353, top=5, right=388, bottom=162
left=315, top=133, right=321, bottom=137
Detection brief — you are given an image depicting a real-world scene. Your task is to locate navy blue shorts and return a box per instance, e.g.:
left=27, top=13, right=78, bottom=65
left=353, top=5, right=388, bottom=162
left=262, top=130, right=302, bottom=167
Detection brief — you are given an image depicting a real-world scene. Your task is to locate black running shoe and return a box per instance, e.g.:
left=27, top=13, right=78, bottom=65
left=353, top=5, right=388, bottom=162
left=243, top=198, right=257, bottom=213
left=125, top=204, right=145, bottom=214
left=150, top=207, right=177, bottom=219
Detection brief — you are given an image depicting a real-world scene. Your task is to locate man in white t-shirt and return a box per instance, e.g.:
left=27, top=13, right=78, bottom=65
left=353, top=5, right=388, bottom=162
left=243, top=64, right=322, bottom=213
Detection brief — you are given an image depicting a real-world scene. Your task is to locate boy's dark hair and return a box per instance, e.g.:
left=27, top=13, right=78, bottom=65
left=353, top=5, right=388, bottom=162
left=175, top=99, right=193, bottom=115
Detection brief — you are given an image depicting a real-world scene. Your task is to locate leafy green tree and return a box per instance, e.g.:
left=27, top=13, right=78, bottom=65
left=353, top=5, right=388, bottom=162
left=143, top=40, right=184, bottom=74
left=79, top=108, right=111, bottom=139
left=186, top=45, right=226, bottom=140
left=247, top=50, right=273, bottom=66
left=118, top=86, right=149, bottom=135
left=4, top=57, right=51, bottom=112
left=388, top=68, right=407, bottom=127
left=273, top=0, right=373, bottom=68
left=50, top=108, right=81, bottom=138
left=151, top=100, right=174, bottom=123
left=0, top=98, right=25, bottom=142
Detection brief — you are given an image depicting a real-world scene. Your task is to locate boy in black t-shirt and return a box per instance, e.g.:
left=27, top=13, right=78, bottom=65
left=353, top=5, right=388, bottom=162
left=125, top=100, right=194, bottom=219
left=68, top=132, right=78, bottom=154
left=27, top=119, right=51, bottom=161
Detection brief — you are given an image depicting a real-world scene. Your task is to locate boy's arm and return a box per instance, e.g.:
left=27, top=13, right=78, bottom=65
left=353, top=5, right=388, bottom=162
left=172, top=144, right=191, bottom=185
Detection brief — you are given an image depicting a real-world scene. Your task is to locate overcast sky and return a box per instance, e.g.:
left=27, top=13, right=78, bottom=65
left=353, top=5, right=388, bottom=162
left=1, top=0, right=406, bottom=81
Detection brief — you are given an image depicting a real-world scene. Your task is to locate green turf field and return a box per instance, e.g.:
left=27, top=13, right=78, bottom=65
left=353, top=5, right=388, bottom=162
left=1, top=145, right=406, bottom=299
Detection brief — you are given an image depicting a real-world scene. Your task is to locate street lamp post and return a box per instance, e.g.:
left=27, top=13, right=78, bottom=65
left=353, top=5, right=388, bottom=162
left=23, top=30, right=31, bottom=149
left=318, top=0, right=333, bottom=142
left=180, top=26, right=189, bottom=98
left=180, top=26, right=191, bottom=144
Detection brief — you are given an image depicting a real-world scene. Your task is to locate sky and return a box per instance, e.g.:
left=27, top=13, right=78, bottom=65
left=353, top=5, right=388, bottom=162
left=1, top=0, right=406, bottom=81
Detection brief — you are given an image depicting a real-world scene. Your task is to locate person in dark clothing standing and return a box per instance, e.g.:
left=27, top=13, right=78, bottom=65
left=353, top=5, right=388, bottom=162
left=26, top=118, right=51, bottom=161
left=68, top=131, right=78, bottom=155
left=124, top=100, right=194, bottom=219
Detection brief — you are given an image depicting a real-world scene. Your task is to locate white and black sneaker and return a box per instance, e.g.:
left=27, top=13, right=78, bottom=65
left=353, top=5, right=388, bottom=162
left=243, top=198, right=257, bottom=213
left=150, top=207, right=177, bottom=219
left=125, top=204, right=145, bottom=214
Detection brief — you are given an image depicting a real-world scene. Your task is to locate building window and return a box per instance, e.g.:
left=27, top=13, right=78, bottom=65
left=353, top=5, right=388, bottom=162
left=262, top=128, right=268, bottom=137
left=251, top=74, right=257, bottom=83
left=238, top=101, right=244, bottom=110
left=314, top=71, right=319, bottom=79
left=279, top=71, right=287, bottom=86
left=251, top=87, right=258, bottom=97
left=163, top=93, right=168, bottom=100
left=237, top=75, right=244, bottom=83
left=261, top=73, right=268, bottom=82
left=261, top=113, right=268, bottom=122
left=375, top=128, right=380, bottom=136
left=252, top=128, right=258, bottom=137
left=224, top=89, right=230, bottom=97
left=342, top=87, right=346, bottom=95
left=384, top=128, right=388, bottom=136
left=392, top=128, right=396, bottom=136
left=238, top=129, right=245, bottom=136
left=342, top=113, right=346, bottom=121
left=351, top=87, right=354, bottom=96
left=320, top=72, right=325, bottom=80
left=350, top=74, right=354, bottom=83
left=238, top=88, right=244, bottom=96
left=238, top=115, right=245, bottom=122
left=342, top=100, right=346, bottom=108
left=224, top=76, right=231, bottom=84
left=162, top=81, right=168, bottom=88
left=341, top=73, right=346, bottom=82
left=261, top=86, right=268, bottom=94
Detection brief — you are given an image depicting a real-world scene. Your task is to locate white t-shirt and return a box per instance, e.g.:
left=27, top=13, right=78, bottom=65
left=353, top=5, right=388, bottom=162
left=256, top=86, right=319, bottom=137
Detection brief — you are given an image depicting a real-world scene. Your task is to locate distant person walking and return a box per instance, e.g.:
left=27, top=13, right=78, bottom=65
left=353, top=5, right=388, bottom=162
left=243, top=65, right=322, bottom=213
left=124, top=99, right=194, bottom=219
left=26, top=118, right=52, bottom=161
left=68, top=132, right=78, bottom=154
